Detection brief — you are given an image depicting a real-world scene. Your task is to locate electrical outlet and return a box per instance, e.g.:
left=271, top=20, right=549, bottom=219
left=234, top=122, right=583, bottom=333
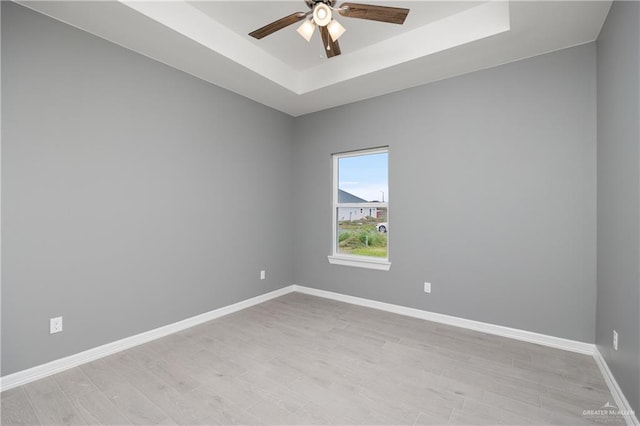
left=613, top=330, right=618, bottom=351
left=50, top=317, right=63, bottom=334
left=260, top=270, right=266, bottom=280
left=424, top=282, right=431, bottom=293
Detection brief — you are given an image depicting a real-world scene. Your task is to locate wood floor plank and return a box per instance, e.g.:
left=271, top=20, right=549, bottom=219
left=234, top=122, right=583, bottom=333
left=236, top=369, right=308, bottom=413
left=69, top=390, right=130, bottom=425
left=449, top=398, right=538, bottom=425
left=292, top=401, right=334, bottom=425
left=23, top=377, right=89, bottom=425
left=54, top=367, right=130, bottom=425
left=186, top=384, right=264, bottom=425
left=54, top=366, right=100, bottom=398
left=80, top=359, right=170, bottom=425
left=1, top=387, right=40, bottom=426
left=482, top=390, right=597, bottom=425
left=138, top=380, right=215, bottom=425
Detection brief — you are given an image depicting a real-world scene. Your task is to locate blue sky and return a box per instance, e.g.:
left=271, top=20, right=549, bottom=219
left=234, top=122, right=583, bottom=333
left=338, top=152, right=388, bottom=202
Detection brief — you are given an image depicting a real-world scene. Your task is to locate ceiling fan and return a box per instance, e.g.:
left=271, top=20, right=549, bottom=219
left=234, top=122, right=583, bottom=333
left=249, top=0, right=410, bottom=58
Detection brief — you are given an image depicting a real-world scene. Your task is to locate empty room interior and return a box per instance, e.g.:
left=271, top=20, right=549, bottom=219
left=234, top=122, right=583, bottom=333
left=1, top=0, right=639, bottom=425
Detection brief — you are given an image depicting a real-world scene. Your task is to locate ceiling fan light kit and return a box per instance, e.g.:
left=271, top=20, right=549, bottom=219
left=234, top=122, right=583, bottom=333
left=297, top=19, right=316, bottom=42
left=249, top=1, right=409, bottom=58
left=327, top=19, right=346, bottom=42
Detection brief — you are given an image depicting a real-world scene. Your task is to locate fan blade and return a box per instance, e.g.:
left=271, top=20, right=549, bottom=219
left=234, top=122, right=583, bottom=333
left=319, top=26, right=341, bottom=58
left=338, top=3, right=409, bottom=24
left=249, top=12, right=309, bottom=39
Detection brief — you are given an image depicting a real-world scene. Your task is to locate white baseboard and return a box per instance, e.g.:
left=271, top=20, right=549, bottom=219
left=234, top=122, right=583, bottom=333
left=594, top=347, right=639, bottom=426
left=292, top=285, right=595, bottom=355
left=0, top=285, right=296, bottom=393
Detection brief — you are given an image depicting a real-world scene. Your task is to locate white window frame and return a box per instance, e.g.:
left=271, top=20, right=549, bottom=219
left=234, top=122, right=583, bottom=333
left=327, top=147, right=391, bottom=271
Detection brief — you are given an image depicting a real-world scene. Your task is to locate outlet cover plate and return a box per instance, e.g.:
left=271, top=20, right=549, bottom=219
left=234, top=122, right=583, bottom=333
left=50, top=317, right=63, bottom=334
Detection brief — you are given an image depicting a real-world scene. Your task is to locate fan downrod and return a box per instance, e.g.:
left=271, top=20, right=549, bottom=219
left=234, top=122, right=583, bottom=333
left=305, top=0, right=336, bottom=10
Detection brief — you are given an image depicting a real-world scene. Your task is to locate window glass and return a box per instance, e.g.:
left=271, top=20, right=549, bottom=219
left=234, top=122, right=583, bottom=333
left=332, top=149, right=389, bottom=263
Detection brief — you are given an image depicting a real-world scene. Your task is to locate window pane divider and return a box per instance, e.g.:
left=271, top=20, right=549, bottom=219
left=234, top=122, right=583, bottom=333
left=336, top=202, right=388, bottom=209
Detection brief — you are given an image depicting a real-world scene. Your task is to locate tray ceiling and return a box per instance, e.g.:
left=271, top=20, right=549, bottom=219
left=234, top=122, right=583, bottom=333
left=18, top=1, right=612, bottom=116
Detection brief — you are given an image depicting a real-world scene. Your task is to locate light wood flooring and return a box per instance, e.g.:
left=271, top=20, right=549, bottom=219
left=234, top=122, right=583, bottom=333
left=1, top=292, right=626, bottom=425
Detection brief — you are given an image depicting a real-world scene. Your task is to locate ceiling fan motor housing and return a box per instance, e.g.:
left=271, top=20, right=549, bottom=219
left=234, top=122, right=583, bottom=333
left=313, top=3, right=332, bottom=26
left=305, top=0, right=336, bottom=9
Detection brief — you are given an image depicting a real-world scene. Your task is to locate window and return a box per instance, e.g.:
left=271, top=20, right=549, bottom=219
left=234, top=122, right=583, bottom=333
left=328, top=147, right=390, bottom=271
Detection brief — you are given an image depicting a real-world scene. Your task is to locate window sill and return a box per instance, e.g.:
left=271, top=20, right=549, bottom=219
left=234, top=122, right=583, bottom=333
left=327, top=255, right=391, bottom=271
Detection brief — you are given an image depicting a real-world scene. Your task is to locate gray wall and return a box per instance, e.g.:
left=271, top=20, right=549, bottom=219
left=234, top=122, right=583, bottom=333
left=293, top=43, right=598, bottom=343
left=1, top=2, right=294, bottom=376
left=596, top=1, right=640, bottom=414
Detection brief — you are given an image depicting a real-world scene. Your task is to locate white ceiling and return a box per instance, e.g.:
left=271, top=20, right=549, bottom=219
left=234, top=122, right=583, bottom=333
left=19, top=1, right=612, bottom=116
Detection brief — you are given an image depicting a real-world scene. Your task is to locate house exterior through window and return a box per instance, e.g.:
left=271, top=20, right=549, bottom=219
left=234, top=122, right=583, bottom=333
left=328, top=147, right=390, bottom=271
